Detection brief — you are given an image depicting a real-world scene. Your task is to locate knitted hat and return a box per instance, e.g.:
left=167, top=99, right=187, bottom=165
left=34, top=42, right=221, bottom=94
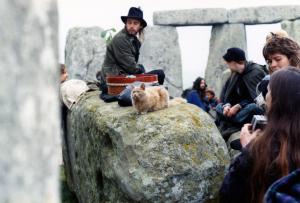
left=223, top=47, right=246, bottom=62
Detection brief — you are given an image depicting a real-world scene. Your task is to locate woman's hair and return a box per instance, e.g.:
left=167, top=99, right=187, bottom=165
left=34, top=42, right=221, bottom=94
left=248, top=67, right=300, bottom=202
left=192, top=77, right=207, bottom=99
left=192, top=77, right=206, bottom=90
left=263, top=36, right=300, bottom=72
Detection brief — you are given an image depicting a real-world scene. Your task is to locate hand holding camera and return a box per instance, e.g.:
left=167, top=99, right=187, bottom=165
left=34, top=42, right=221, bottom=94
left=251, top=115, right=267, bottom=131
left=240, top=115, right=267, bottom=148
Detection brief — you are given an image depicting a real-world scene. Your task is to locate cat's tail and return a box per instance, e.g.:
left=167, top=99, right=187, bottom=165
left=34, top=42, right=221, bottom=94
left=168, top=97, right=187, bottom=107
left=158, top=87, right=169, bottom=108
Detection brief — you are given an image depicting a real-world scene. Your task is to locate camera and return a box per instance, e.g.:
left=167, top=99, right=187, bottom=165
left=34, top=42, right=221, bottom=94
left=251, top=115, right=267, bottom=131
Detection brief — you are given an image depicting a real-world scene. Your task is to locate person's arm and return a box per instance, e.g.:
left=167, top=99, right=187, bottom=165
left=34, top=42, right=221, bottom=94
left=112, top=36, right=143, bottom=74
left=240, top=123, right=261, bottom=148
left=187, top=91, right=207, bottom=111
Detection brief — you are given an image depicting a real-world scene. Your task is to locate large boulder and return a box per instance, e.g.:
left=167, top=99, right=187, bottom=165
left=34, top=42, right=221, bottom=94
left=205, top=24, right=247, bottom=97
left=63, top=91, right=230, bottom=203
left=65, top=27, right=106, bottom=81
left=0, top=0, right=60, bottom=202
left=228, top=6, right=300, bottom=24
left=153, top=8, right=228, bottom=26
left=281, top=19, right=300, bottom=45
left=139, top=26, right=183, bottom=97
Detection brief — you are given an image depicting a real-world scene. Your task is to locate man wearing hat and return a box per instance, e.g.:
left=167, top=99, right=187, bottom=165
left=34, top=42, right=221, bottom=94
left=99, top=7, right=165, bottom=92
left=216, top=47, right=266, bottom=142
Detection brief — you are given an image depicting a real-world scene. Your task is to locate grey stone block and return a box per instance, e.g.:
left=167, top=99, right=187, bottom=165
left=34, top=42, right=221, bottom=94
left=229, top=6, right=300, bottom=24
left=153, top=8, right=228, bottom=26
left=281, top=19, right=300, bottom=45
left=63, top=91, right=230, bottom=203
left=0, top=0, right=60, bottom=202
left=139, top=26, right=183, bottom=97
left=65, top=27, right=106, bottom=81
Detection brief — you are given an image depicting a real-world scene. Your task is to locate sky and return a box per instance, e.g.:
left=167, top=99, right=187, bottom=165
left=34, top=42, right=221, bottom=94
left=58, top=0, right=300, bottom=88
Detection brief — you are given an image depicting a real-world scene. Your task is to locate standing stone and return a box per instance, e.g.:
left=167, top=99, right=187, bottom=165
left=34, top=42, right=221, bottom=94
left=0, top=1, right=60, bottom=203
left=65, top=27, right=106, bottom=81
left=153, top=8, right=228, bottom=26
left=205, top=24, right=247, bottom=97
left=281, top=20, right=300, bottom=45
left=139, top=26, right=183, bottom=97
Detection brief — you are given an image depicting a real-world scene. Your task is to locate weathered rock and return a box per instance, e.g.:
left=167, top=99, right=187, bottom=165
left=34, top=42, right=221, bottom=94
left=153, top=8, right=228, bottom=26
left=65, top=27, right=106, bottom=81
left=205, top=24, right=247, bottom=97
left=63, top=91, right=230, bottom=203
left=0, top=0, right=60, bottom=203
left=281, top=19, right=300, bottom=45
left=139, top=26, right=183, bottom=97
left=228, top=6, right=300, bottom=24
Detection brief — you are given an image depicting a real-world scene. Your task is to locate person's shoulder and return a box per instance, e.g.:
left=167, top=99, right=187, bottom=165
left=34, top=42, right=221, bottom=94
left=188, top=89, right=198, bottom=96
left=247, top=61, right=268, bottom=73
left=111, top=29, right=128, bottom=43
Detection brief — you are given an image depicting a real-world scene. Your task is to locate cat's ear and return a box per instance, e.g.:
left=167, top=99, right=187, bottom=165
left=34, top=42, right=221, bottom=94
left=140, top=83, right=145, bottom=90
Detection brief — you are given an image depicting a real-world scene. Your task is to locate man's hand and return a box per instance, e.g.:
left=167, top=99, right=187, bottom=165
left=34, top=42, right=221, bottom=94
left=240, top=123, right=261, bottom=148
left=223, top=105, right=231, bottom=116
left=227, top=104, right=241, bottom=117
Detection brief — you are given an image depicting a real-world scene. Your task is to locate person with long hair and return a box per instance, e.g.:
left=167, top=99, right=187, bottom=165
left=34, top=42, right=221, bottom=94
left=185, top=77, right=210, bottom=112
left=99, top=7, right=165, bottom=96
left=219, top=67, right=300, bottom=203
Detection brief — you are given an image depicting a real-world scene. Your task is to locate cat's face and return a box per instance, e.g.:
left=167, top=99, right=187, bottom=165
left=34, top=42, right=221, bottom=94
left=131, top=88, right=146, bottom=101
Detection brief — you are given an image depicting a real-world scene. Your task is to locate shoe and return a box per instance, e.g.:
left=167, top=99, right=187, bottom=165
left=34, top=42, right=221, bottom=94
left=221, top=126, right=241, bottom=141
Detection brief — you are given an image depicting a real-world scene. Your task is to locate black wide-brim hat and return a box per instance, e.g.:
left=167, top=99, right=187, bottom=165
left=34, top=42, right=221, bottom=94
left=121, top=7, right=147, bottom=28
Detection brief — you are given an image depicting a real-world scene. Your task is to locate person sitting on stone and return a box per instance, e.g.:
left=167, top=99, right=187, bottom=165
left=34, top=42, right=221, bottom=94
left=185, top=77, right=210, bottom=112
left=99, top=7, right=165, bottom=94
left=215, top=47, right=266, bottom=140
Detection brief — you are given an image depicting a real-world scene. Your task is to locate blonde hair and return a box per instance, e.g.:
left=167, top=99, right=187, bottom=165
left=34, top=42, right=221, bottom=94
left=266, top=29, right=289, bottom=43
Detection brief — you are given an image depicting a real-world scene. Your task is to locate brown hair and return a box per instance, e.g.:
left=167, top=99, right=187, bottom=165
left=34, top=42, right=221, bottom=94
left=263, top=36, right=300, bottom=73
left=248, top=67, right=300, bottom=202
left=205, top=89, right=215, bottom=97
left=60, top=64, right=66, bottom=74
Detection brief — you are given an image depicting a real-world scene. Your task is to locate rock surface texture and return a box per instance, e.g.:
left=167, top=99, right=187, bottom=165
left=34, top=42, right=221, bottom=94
left=63, top=91, right=230, bottom=203
left=65, top=27, right=106, bottom=81
left=139, top=26, right=183, bottom=97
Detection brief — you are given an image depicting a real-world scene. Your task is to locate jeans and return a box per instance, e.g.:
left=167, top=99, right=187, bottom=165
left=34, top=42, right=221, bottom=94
left=216, top=103, right=264, bottom=124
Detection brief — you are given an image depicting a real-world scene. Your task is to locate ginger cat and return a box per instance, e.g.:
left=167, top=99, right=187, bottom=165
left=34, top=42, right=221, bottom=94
left=131, top=83, right=169, bottom=114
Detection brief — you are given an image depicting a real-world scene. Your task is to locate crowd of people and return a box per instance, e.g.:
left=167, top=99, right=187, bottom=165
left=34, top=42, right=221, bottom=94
left=59, top=6, right=300, bottom=203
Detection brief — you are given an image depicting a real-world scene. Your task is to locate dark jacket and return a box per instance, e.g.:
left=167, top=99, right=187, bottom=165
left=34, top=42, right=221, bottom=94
left=223, top=61, right=266, bottom=107
left=219, top=148, right=298, bottom=203
left=101, top=28, right=143, bottom=79
left=219, top=149, right=253, bottom=203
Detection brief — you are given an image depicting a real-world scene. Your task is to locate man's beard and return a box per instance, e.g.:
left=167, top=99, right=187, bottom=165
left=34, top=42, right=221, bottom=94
left=126, top=27, right=139, bottom=36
